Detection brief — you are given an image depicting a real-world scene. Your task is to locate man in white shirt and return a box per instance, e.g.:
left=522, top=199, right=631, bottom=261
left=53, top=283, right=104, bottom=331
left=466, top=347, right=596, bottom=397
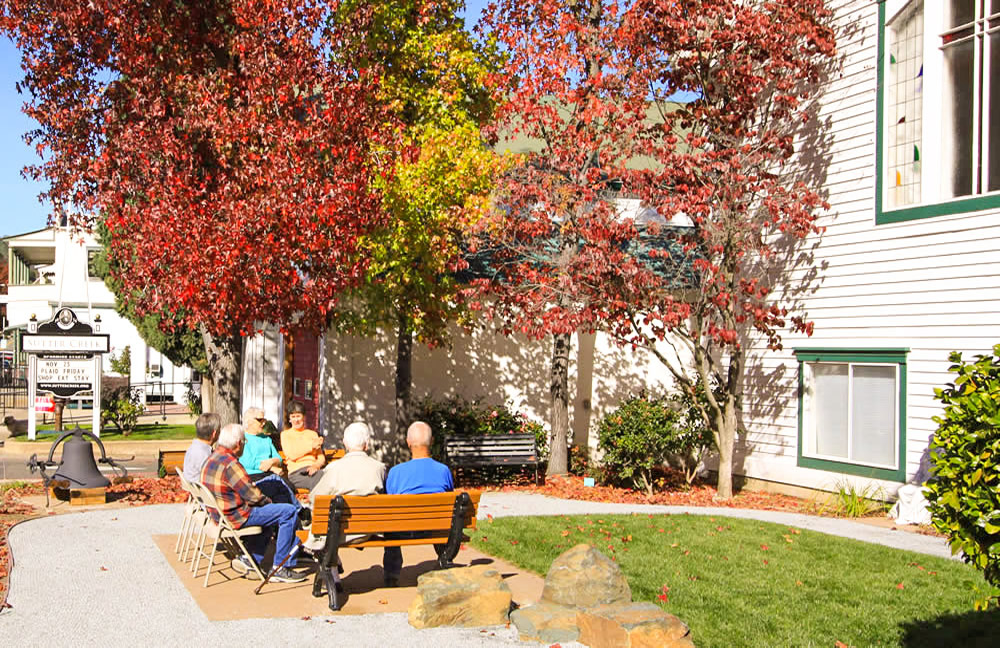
left=182, top=412, right=220, bottom=483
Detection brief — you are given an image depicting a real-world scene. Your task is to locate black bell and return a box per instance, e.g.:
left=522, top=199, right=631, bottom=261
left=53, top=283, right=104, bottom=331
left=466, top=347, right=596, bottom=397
left=51, top=429, right=110, bottom=489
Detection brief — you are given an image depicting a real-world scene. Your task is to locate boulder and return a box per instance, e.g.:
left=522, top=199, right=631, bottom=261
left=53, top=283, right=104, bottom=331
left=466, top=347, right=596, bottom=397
left=407, top=565, right=512, bottom=629
left=577, top=602, right=695, bottom=648
left=509, top=601, right=581, bottom=644
left=541, top=544, right=631, bottom=609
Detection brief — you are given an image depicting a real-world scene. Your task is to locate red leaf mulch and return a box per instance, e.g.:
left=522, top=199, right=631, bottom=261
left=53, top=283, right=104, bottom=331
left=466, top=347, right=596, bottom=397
left=495, top=474, right=812, bottom=513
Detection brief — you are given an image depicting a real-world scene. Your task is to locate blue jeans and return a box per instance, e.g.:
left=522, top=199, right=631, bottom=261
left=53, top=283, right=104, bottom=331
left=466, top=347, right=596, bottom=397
left=252, top=473, right=301, bottom=511
left=242, top=502, right=300, bottom=568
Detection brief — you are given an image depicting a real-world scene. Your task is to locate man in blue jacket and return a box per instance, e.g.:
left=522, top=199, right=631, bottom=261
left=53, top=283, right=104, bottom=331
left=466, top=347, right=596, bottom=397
left=382, top=421, right=453, bottom=586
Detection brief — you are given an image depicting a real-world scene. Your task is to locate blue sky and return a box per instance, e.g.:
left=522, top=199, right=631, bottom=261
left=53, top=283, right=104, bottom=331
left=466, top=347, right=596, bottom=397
left=0, top=1, right=489, bottom=238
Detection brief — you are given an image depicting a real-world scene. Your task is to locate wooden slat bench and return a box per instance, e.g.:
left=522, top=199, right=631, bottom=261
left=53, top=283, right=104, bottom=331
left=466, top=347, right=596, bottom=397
left=445, top=433, right=542, bottom=485
left=299, top=490, right=481, bottom=611
left=158, top=449, right=186, bottom=477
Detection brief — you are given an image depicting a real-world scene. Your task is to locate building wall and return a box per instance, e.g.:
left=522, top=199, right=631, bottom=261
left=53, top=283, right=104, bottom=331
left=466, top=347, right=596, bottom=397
left=316, top=326, right=680, bottom=460
left=737, top=0, right=1000, bottom=495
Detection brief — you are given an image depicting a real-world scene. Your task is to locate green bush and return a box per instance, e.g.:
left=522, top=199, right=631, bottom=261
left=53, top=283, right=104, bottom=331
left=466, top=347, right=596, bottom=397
left=597, top=388, right=715, bottom=495
left=415, top=395, right=548, bottom=480
left=925, top=345, right=1000, bottom=609
left=100, top=385, right=144, bottom=436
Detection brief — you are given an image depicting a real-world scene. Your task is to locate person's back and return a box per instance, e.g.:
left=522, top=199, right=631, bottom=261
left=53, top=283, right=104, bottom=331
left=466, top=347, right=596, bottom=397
left=382, top=421, right=453, bottom=586
left=385, top=456, right=452, bottom=495
left=183, top=413, right=220, bottom=483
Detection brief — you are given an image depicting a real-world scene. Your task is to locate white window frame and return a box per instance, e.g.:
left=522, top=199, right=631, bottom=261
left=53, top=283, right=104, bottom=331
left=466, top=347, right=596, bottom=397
left=801, top=361, right=900, bottom=471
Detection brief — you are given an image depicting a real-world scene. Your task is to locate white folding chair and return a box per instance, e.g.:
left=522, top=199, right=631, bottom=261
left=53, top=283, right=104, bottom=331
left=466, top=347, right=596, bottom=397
left=174, top=469, right=201, bottom=556
left=174, top=470, right=212, bottom=565
left=190, top=481, right=267, bottom=587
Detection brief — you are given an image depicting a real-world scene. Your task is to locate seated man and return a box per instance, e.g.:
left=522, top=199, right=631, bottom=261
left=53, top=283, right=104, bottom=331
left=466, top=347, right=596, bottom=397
left=182, top=412, right=220, bottom=483
left=307, top=421, right=386, bottom=551
left=382, top=421, right=453, bottom=586
left=239, top=406, right=284, bottom=479
left=280, top=401, right=326, bottom=491
left=201, top=423, right=306, bottom=583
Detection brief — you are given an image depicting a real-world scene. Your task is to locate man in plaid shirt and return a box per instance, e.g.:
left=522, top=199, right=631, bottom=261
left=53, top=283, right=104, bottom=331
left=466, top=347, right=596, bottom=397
left=201, top=423, right=306, bottom=583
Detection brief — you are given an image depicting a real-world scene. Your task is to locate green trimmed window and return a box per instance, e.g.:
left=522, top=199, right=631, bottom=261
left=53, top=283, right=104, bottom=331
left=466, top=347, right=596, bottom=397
left=877, top=1, right=1000, bottom=224
left=794, top=348, right=908, bottom=481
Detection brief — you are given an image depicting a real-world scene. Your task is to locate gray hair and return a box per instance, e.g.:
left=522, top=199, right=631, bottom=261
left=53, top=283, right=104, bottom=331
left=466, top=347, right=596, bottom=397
left=406, top=421, right=432, bottom=448
left=242, top=407, right=264, bottom=426
left=342, top=421, right=372, bottom=452
left=216, top=423, right=245, bottom=450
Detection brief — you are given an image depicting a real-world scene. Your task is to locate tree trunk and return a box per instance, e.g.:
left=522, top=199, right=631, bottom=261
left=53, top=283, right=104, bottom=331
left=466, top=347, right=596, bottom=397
left=714, top=405, right=736, bottom=499
left=394, top=312, right=414, bottom=464
left=200, top=324, right=242, bottom=425
left=547, top=332, right=571, bottom=476
left=200, top=373, right=216, bottom=414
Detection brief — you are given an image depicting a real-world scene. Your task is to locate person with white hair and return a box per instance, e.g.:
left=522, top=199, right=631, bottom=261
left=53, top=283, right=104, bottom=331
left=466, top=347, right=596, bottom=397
left=305, top=421, right=387, bottom=587
left=239, top=406, right=283, bottom=478
left=200, top=423, right=307, bottom=583
left=309, top=421, right=386, bottom=516
left=381, top=420, right=453, bottom=586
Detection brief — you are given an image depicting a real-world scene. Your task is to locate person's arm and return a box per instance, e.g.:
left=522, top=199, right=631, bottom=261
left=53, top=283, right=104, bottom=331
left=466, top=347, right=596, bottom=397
left=227, top=460, right=270, bottom=506
left=260, top=439, right=283, bottom=472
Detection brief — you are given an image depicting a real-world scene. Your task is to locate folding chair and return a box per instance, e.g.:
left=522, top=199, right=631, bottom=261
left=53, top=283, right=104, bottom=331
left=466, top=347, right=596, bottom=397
left=174, top=469, right=202, bottom=558
left=190, top=481, right=267, bottom=587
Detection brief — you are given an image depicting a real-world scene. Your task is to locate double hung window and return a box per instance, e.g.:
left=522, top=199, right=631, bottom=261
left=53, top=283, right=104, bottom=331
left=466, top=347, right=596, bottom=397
left=878, top=1, right=1000, bottom=223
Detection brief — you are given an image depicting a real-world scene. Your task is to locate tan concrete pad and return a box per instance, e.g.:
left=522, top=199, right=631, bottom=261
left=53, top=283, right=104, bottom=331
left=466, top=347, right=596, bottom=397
left=153, top=534, right=543, bottom=620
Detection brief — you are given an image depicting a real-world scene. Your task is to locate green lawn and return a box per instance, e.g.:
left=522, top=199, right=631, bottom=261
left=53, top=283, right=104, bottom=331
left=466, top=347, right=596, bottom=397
left=28, top=423, right=195, bottom=441
left=469, top=514, right=1000, bottom=648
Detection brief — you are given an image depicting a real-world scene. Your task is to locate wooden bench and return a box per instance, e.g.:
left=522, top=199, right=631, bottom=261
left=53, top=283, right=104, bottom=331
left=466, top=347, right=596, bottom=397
left=299, top=490, right=481, bottom=611
left=445, top=433, right=542, bottom=485
left=158, top=449, right=186, bottom=477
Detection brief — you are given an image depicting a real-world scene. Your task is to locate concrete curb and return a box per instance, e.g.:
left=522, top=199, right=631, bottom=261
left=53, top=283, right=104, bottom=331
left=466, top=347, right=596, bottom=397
left=0, top=438, right=193, bottom=459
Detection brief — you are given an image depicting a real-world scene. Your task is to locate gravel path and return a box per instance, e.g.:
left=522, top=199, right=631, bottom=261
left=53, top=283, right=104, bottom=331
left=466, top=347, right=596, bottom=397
left=0, top=492, right=953, bottom=646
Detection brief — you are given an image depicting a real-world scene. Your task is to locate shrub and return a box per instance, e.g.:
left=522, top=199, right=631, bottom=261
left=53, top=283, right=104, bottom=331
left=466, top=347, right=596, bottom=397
left=596, top=382, right=717, bottom=495
left=415, top=395, right=548, bottom=481
left=925, top=346, right=1000, bottom=609
left=597, top=395, right=678, bottom=495
left=100, top=385, right=144, bottom=435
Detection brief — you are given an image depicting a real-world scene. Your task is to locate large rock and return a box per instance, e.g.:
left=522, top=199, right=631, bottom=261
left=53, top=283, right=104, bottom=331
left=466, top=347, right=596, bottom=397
left=541, top=544, right=631, bottom=609
left=509, top=601, right=581, bottom=644
left=407, top=565, right=512, bottom=629
left=577, top=602, right=695, bottom=648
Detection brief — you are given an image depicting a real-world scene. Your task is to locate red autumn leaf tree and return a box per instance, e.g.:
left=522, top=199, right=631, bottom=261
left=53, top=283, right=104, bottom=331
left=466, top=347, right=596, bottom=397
left=1, top=0, right=392, bottom=422
left=607, top=0, right=837, bottom=498
left=474, top=0, right=835, bottom=495
left=472, top=0, right=653, bottom=476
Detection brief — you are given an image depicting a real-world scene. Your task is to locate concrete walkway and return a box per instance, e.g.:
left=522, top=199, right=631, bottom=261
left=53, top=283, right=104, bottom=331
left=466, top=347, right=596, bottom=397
left=0, top=492, right=954, bottom=647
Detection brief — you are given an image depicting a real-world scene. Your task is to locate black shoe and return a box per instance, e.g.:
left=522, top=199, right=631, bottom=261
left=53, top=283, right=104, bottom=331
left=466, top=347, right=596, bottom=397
left=271, top=567, right=308, bottom=583
left=298, top=507, right=312, bottom=526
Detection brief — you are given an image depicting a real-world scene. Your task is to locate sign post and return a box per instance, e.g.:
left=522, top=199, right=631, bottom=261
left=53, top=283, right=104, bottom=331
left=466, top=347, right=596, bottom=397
left=20, top=308, right=109, bottom=440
